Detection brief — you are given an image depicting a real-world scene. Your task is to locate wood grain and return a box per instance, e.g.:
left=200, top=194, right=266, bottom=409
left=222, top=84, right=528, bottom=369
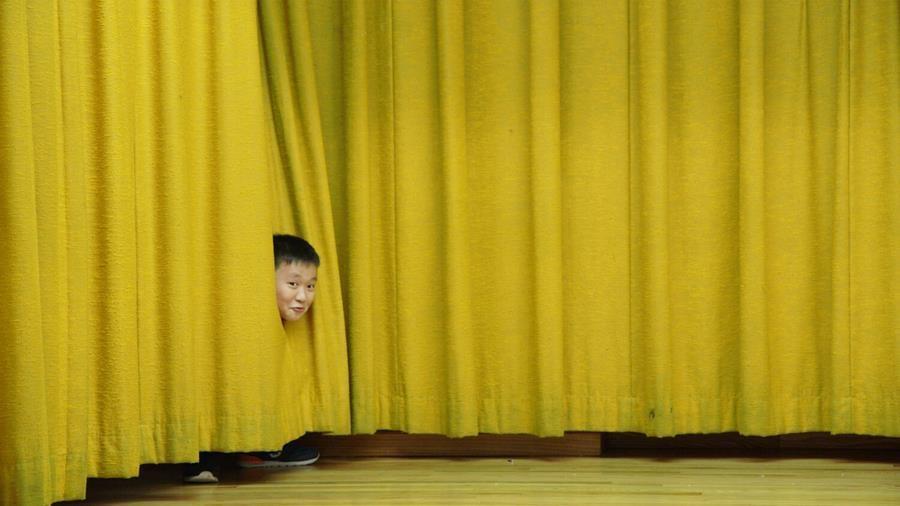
left=75, top=453, right=900, bottom=505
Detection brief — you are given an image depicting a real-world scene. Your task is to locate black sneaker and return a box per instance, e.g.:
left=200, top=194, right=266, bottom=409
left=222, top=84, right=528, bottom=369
left=183, top=453, right=220, bottom=483
left=237, top=439, right=319, bottom=468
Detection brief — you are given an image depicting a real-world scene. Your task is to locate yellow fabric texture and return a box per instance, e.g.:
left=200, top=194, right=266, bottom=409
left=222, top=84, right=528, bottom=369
left=0, top=1, right=347, bottom=504
left=2, top=0, right=898, bottom=504
left=278, top=0, right=898, bottom=437
left=259, top=0, right=352, bottom=435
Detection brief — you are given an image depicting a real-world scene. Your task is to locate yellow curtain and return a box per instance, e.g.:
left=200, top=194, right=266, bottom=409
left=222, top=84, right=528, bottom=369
left=0, top=1, right=347, bottom=504
left=259, top=0, right=351, bottom=435
left=3, top=0, right=898, bottom=503
left=268, top=0, right=898, bottom=437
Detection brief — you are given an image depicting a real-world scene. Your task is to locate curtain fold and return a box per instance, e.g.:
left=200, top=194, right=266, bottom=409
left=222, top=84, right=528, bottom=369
left=1, top=1, right=344, bottom=504
left=258, top=0, right=351, bottom=434
left=847, top=0, right=899, bottom=434
left=2, top=0, right=898, bottom=504
left=268, top=0, right=897, bottom=437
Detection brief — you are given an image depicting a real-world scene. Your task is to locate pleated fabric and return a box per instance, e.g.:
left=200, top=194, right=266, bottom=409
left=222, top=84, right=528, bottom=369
left=272, top=0, right=898, bottom=437
left=2, top=1, right=898, bottom=504
left=0, top=1, right=347, bottom=504
left=259, top=0, right=351, bottom=434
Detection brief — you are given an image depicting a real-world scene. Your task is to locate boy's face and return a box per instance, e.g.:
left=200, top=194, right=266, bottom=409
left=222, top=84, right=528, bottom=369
left=275, top=260, right=317, bottom=322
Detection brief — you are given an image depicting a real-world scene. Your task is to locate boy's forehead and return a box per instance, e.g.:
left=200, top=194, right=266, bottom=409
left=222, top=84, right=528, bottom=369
left=277, top=260, right=317, bottom=278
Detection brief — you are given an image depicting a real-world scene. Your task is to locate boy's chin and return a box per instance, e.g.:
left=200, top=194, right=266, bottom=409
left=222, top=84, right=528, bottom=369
left=281, top=312, right=303, bottom=322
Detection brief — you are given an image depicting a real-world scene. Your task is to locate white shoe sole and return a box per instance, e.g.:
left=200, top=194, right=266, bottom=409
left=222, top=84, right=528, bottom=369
left=183, top=470, right=219, bottom=483
left=237, top=455, right=319, bottom=468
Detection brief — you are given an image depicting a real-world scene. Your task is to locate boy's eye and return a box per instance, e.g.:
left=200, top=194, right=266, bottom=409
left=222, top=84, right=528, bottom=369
left=288, top=282, right=299, bottom=288
left=307, top=284, right=316, bottom=290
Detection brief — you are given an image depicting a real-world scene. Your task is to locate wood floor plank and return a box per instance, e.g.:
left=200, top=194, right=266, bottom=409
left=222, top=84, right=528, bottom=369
left=74, top=454, right=900, bottom=505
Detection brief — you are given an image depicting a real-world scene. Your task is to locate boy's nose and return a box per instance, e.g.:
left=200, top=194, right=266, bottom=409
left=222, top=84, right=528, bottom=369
left=296, top=290, right=307, bottom=302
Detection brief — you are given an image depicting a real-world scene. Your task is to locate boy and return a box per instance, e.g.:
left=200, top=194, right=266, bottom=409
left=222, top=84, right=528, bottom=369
left=183, top=234, right=321, bottom=483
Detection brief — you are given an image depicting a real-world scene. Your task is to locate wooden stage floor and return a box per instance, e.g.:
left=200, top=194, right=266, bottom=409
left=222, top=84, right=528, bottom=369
left=76, top=452, right=899, bottom=505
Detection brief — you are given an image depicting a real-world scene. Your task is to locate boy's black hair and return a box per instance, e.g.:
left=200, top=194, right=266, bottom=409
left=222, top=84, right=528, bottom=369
left=274, top=234, right=320, bottom=268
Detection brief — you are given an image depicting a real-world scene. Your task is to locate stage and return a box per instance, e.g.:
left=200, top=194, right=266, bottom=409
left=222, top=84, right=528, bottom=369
left=75, top=452, right=899, bottom=505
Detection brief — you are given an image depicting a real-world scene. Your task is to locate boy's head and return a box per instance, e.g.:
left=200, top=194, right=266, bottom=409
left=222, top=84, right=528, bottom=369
left=273, top=234, right=319, bottom=322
